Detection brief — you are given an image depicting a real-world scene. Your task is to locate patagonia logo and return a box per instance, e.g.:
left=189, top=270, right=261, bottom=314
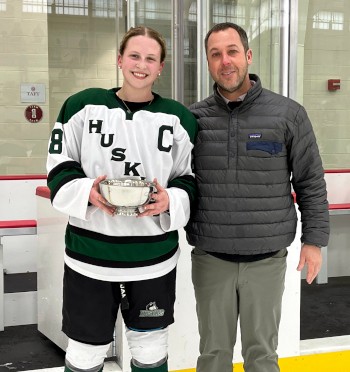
left=139, top=302, right=165, bottom=318
left=248, top=133, right=262, bottom=139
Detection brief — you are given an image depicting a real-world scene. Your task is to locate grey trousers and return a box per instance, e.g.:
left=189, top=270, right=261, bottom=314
left=191, top=248, right=287, bottom=372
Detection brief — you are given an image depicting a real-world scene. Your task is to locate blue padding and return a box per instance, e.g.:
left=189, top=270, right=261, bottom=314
left=246, top=141, right=283, bottom=155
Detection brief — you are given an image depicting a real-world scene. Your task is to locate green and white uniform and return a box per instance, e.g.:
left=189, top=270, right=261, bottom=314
left=47, top=87, right=197, bottom=282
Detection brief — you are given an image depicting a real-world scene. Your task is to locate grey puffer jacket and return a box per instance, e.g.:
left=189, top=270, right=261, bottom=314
left=186, top=74, right=329, bottom=255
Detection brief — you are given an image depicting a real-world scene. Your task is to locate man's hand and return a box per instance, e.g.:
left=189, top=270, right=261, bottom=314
left=297, top=244, right=322, bottom=284
left=89, top=175, right=116, bottom=216
left=138, top=178, right=169, bottom=217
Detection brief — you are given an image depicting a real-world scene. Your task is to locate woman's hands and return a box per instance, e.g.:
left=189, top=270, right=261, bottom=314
left=138, top=178, right=169, bottom=217
left=89, top=176, right=168, bottom=217
left=89, top=175, right=116, bottom=216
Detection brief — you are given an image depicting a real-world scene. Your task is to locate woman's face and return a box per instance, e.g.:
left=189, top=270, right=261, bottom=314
left=118, top=35, right=164, bottom=92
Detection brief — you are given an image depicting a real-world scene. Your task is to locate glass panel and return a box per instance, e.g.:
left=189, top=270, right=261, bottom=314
left=194, top=0, right=288, bottom=101
left=117, top=0, right=282, bottom=106
left=184, top=1, right=197, bottom=106
left=297, top=0, right=350, bottom=169
left=204, top=0, right=282, bottom=94
left=298, top=0, right=350, bottom=342
left=47, top=0, right=118, bottom=131
left=117, top=0, right=173, bottom=99
left=48, top=0, right=89, bottom=16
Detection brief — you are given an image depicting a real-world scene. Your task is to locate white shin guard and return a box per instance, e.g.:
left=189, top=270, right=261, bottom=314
left=125, top=327, right=169, bottom=367
left=65, top=338, right=110, bottom=372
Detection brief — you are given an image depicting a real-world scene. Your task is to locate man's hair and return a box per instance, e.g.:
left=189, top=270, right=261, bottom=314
left=205, top=22, right=249, bottom=54
left=119, top=25, right=167, bottom=63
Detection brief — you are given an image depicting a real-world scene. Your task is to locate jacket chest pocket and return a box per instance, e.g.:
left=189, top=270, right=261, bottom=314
left=246, top=141, right=286, bottom=157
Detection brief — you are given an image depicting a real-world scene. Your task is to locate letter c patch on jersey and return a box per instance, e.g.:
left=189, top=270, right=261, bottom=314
left=158, top=125, right=173, bottom=152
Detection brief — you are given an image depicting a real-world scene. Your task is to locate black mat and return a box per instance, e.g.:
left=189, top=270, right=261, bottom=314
left=300, top=276, right=350, bottom=340
left=0, top=325, right=65, bottom=371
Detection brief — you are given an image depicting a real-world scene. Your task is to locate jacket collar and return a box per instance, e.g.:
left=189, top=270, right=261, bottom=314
left=213, top=73, right=262, bottom=109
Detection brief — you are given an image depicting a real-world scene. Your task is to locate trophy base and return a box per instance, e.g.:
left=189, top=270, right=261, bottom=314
left=100, top=178, right=156, bottom=217
left=115, top=206, right=140, bottom=217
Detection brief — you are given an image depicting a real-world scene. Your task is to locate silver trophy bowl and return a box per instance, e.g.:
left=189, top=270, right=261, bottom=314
left=99, top=178, right=156, bottom=216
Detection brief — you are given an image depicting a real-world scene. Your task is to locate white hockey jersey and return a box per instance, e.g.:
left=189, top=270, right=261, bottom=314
left=47, top=88, right=197, bottom=281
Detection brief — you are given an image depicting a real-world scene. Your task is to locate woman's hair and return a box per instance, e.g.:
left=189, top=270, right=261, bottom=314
left=205, top=22, right=249, bottom=53
left=119, top=26, right=167, bottom=63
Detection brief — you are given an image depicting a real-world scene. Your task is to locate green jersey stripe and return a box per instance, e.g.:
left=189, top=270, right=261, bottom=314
left=65, top=226, right=179, bottom=263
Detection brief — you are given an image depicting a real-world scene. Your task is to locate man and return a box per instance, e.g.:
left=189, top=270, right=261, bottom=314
left=186, top=22, right=329, bottom=372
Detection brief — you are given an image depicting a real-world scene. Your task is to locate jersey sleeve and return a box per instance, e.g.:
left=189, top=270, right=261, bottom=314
left=162, top=106, right=198, bottom=231
left=46, top=94, right=96, bottom=220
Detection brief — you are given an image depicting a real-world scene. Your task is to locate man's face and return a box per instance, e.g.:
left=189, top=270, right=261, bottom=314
left=206, top=28, right=252, bottom=99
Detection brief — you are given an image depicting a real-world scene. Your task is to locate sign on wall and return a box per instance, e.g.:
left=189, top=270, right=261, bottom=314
left=20, top=83, right=46, bottom=103
left=24, top=105, right=43, bottom=123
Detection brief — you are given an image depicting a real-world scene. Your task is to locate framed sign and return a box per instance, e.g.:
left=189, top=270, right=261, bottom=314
left=21, top=83, right=46, bottom=103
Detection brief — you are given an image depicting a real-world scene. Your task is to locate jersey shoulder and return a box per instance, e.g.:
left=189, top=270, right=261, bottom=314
left=153, top=96, right=198, bottom=143
left=58, top=88, right=114, bottom=123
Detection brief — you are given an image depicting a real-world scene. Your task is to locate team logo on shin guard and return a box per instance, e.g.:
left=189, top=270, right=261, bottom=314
left=139, top=302, right=165, bottom=317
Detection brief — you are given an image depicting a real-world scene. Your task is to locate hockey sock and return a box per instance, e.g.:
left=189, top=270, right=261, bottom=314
left=130, top=359, right=168, bottom=372
left=64, top=365, right=103, bottom=372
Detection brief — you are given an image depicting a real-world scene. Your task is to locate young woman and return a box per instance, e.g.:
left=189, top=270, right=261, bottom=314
left=46, top=26, right=197, bottom=372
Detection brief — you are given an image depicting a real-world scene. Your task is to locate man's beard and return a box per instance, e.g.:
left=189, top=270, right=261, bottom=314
left=217, top=79, right=244, bottom=94
left=217, top=67, right=248, bottom=95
